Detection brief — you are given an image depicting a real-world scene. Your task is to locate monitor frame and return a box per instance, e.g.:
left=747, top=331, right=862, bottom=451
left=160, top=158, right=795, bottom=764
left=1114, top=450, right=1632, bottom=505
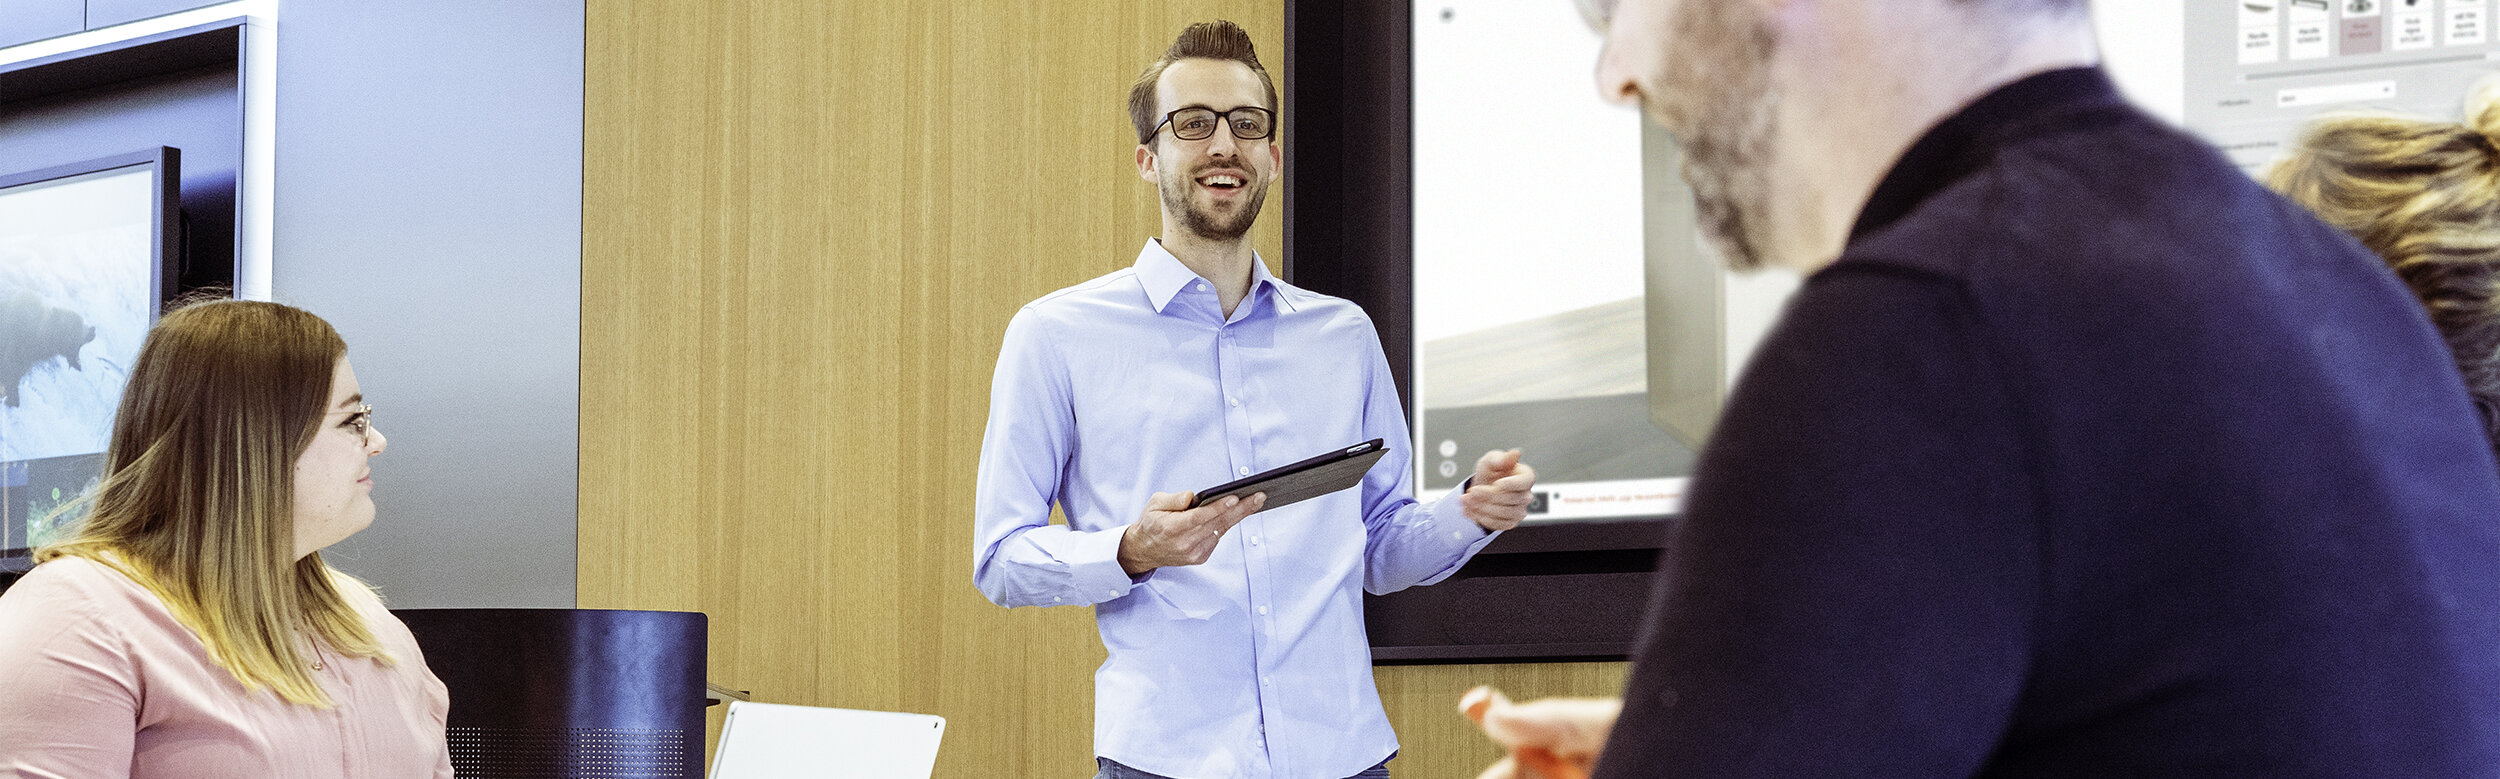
left=0, top=146, right=181, bottom=573
left=1288, top=3, right=1674, bottom=663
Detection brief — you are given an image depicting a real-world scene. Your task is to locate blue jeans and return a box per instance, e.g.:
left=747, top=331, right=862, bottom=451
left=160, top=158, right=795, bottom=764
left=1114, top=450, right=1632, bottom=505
left=1094, top=753, right=1393, bottom=779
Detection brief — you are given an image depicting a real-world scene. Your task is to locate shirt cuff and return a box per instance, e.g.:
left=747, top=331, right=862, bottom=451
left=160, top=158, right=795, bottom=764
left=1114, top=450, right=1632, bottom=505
left=1067, top=523, right=1142, bottom=604
left=1428, top=481, right=1501, bottom=552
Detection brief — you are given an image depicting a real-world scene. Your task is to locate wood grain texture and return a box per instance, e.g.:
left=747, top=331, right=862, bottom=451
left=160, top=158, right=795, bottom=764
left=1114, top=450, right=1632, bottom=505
left=582, top=1, right=1632, bottom=773
left=582, top=2, right=1284, bottom=774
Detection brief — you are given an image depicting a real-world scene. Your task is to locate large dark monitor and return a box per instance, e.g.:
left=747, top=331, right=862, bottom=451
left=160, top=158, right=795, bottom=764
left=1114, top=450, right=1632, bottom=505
left=0, top=147, right=181, bottom=573
left=1290, top=3, right=1737, bottom=662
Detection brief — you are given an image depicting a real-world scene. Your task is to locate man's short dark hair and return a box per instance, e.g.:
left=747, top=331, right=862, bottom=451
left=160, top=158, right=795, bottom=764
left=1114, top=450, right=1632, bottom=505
left=1129, top=21, right=1279, bottom=145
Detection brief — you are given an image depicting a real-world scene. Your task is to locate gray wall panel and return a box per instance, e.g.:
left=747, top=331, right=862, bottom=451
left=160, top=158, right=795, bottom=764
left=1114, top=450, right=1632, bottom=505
left=83, top=0, right=214, bottom=29
left=0, top=0, right=83, bottom=48
left=272, top=0, right=582, bottom=608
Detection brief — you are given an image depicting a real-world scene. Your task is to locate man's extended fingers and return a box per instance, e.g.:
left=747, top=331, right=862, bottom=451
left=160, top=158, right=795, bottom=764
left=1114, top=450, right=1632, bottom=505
left=1470, top=687, right=1603, bottom=779
left=1479, top=696, right=1624, bottom=754
left=1479, top=448, right=1522, bottom=473
left=1474, top=448, right=1523, bottom=482
left=1211, top=492, right=1266, bottom=530
left=1461, top=685, right=1510, bottom=723
left=1495, top=464, right=1537, bottom=491
left=1178, top=492, right=1265, bottom=533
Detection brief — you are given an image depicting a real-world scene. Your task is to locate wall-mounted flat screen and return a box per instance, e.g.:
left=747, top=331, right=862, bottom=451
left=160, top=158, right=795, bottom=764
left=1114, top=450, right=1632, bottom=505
left=1411, top=3, right=1796, bottom=524
left=0, top=148, right=180, bottom=571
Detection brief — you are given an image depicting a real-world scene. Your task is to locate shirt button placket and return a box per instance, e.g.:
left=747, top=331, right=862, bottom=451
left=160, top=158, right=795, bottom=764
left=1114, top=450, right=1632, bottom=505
left=1221, top=321, right=1281, bottom=770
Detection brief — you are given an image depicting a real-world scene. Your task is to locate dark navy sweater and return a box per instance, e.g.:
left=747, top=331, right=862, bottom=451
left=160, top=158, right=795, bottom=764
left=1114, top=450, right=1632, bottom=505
left=1598, top=68, right=2500, bottom=777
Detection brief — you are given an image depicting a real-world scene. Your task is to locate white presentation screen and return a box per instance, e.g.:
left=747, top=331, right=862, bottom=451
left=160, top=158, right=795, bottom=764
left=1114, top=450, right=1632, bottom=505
left=1411, top=1, right=1794, bottom=524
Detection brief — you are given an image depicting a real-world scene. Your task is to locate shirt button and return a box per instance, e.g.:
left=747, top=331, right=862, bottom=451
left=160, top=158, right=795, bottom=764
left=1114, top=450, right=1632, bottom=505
left=1195, top=282, right=1208, bottom=291
left=1228, top=396, right=1239, bottom=407
left=1107, top=590, right=1119, bottom=598
left=1238, top=466, right=1251, bottom=475
left=1249, top=535, right=1261, bottom=545
left=1257, top=605, right=1270, bottom=616
left=1052, top=595, right=1062, bottom=603
left=1452, top=530, right=1466, bottom=540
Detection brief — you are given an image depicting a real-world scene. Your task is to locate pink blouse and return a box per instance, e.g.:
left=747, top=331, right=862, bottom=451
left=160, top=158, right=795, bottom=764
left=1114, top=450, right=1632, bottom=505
left=0, top=557, right=452, bottom=778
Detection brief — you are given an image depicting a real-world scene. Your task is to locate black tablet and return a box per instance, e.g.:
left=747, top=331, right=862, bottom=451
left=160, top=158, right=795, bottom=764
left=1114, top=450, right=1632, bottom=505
left=1191, top=439, right=1390, bottom=511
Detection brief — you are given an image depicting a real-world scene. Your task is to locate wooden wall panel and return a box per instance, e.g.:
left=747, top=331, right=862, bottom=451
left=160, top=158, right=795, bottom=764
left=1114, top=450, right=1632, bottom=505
left=581, top=1, right=1630, bottom=774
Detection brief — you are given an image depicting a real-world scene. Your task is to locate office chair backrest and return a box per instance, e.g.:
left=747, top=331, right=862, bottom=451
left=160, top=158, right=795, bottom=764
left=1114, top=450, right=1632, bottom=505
left=393, top=608, right=708, bottom=779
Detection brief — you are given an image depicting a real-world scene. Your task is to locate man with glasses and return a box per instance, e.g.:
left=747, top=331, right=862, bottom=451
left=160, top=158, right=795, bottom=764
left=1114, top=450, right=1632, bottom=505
left=1464, top=0, right=2500, bottom=776
left=973, top=20, right=1539, bottom=779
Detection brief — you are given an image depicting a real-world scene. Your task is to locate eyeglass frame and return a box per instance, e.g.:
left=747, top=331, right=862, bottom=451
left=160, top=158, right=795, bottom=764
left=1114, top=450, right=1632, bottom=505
left=1150, top=105, right=1278, bottom=143
left=340, top=402, right=376, bottom=446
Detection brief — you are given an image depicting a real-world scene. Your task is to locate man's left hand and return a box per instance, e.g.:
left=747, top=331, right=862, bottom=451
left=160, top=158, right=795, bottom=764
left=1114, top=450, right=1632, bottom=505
left=1461, top=449, right=1537, bottom=532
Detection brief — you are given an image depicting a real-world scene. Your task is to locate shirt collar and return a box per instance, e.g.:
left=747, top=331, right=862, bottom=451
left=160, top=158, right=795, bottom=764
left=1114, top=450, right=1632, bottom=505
left=1133, top=239, right=1287, bottom=315
left=1848, top=67, right=2128, bottom=245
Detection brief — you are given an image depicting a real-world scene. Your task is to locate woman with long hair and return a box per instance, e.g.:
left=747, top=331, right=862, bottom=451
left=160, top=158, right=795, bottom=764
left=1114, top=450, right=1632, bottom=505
left=2268, top=74, right=2500, bottom=457
left=0, top=300, right=449, bottom=777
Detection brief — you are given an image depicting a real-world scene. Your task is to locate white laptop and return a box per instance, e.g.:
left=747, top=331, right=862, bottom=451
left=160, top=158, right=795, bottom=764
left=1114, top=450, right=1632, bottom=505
left=709, top=701, right=946, bottom=779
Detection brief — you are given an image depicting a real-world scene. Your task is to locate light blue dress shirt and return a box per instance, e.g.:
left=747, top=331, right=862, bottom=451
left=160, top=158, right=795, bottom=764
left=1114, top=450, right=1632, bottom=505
left=975, top=240, right=1501, bottom=779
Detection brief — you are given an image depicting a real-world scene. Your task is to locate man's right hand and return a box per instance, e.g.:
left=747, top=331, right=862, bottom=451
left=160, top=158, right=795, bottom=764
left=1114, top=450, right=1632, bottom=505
left=1117, top=491, right=1266, bottom=576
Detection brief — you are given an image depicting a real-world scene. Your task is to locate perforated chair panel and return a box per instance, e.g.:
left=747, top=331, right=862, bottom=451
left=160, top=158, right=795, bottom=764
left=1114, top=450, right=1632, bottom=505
left=448, top=726, right=697, bottom=779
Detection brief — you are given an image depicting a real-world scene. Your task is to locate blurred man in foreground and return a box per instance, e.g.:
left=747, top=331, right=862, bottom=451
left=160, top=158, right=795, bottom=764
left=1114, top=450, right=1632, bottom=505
left=1470, top=0, right=2500, bottom=775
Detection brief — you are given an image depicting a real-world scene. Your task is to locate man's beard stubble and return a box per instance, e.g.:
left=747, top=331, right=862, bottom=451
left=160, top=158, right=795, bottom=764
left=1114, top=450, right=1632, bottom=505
left=1656, top=0, right=1780, bottom=272
left=1160, top=163, right=1269, bottom=242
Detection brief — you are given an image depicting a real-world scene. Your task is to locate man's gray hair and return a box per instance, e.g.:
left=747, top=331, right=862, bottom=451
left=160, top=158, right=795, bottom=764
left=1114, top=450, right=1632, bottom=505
left=1959, top=0, right=2089, bottom=13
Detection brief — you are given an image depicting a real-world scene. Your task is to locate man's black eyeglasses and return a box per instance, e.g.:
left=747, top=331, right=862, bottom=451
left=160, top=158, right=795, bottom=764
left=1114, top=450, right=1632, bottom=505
left=1154, top=106, right=1276, bottom=142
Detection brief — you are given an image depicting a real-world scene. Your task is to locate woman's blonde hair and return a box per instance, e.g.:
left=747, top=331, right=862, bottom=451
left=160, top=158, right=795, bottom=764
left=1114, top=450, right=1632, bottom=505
left=2268, top=75, right=2500, bottom=445
left=38, top=299, right=389, bottom=707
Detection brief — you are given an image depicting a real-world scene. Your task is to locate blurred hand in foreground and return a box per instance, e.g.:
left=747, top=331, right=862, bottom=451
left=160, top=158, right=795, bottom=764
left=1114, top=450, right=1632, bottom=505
left=1462, top=686, right=1621, bottom=779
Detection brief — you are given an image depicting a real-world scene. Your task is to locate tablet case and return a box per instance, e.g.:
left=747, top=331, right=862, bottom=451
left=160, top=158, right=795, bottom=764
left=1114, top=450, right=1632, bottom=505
left=1191, top=439, right=1388, bottom=511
